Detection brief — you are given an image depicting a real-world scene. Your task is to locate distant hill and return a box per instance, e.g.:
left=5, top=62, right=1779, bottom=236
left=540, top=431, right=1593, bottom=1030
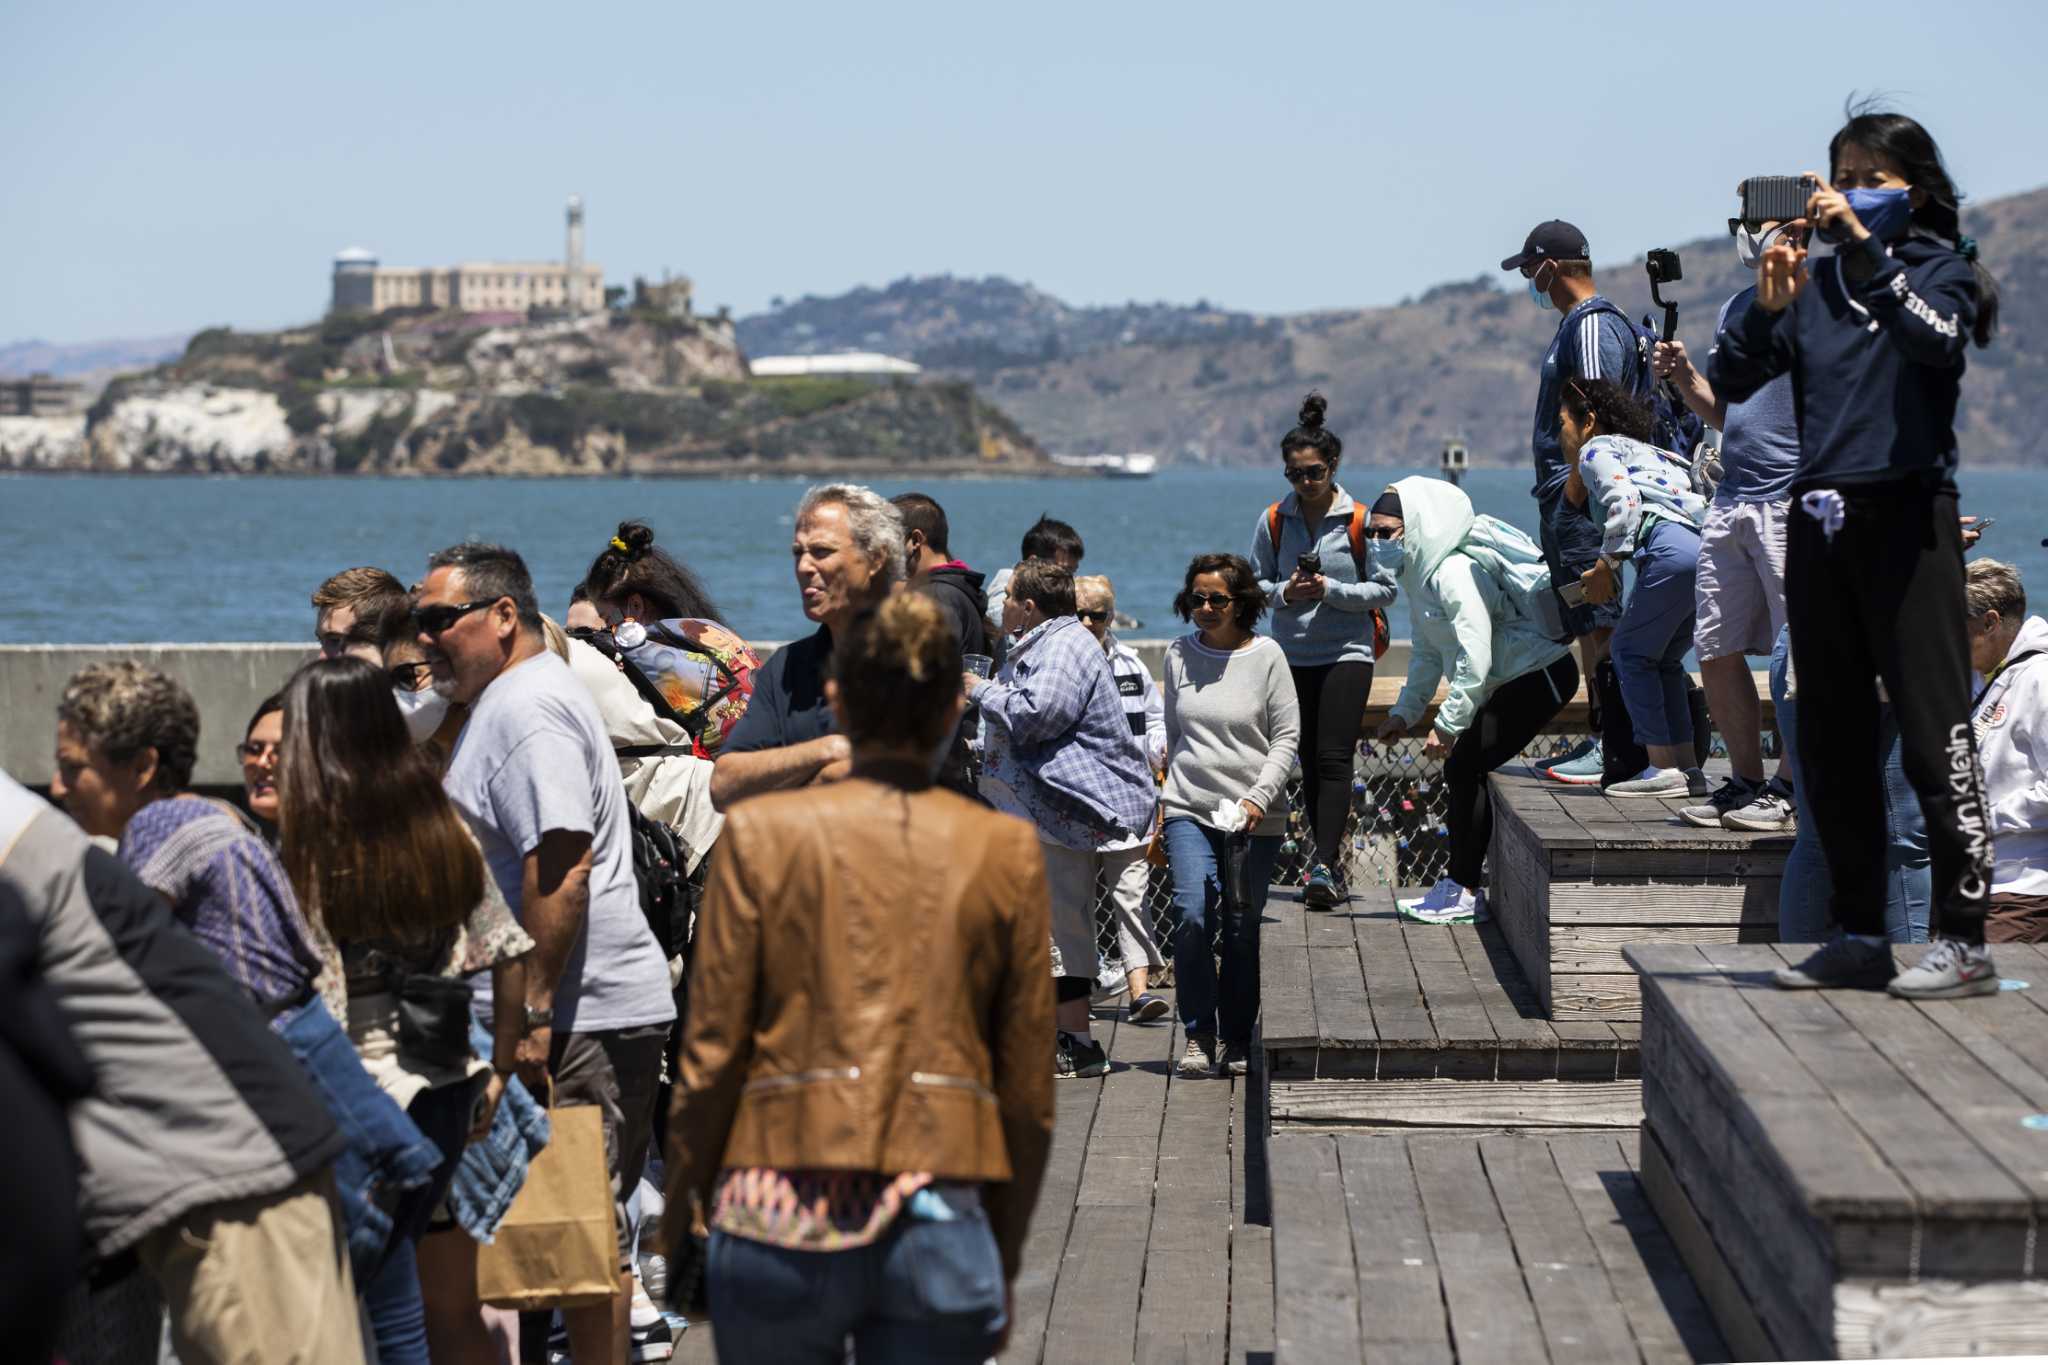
left=737, top=185, right=2046, bottom=466
left=0, top=333, right=189, bottom=385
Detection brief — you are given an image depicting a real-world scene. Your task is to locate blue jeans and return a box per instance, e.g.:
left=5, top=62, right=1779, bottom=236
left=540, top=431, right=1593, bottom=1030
left=1163, top=818, right=1282, bottom=1044
left=1611, top=518, right=1701, bottom=748
left=706, top=1191, right=1005, bottom=1363
left=1772, top=626, right=1931, bottom=943
left=360, top=1080, right=477, bottom=1365
left=272, top=998, right=442, bottom=1280
left=445, top=1016, right=549, bottom=1241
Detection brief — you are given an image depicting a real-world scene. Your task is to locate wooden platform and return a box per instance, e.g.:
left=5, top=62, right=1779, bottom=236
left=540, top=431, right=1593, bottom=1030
left=1632, top=942, right=2048, bottom=1360
left=670, top=989, right=1273, bottom=1365
left=1269, top=1129, right=1728, bottom=1364
left=1488, top=768, right=1789, bottom=1023
left=1259, top=888, right=1641, bottom=1129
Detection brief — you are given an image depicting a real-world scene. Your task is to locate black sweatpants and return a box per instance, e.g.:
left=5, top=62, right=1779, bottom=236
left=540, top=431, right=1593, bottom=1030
left=1445, top=655, right=1579, bottom=889
left=1290, top=661, right=1374, bottom=873
left=1785, top=480, right=1990, bottom=943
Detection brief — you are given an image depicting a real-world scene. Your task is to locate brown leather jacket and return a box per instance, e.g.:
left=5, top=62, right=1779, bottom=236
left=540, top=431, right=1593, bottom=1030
left=664, top=761, right=1056, bottom=1278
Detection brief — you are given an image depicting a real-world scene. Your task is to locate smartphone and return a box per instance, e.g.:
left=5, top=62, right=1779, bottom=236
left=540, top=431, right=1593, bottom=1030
left=1740, top=175, right=1818, bottom=224
left=1966, top=517, right=1996, bottom=538
left=1296, top=552, right=1322, bottom=577
left=1558, top=580, right=1588, bottom=608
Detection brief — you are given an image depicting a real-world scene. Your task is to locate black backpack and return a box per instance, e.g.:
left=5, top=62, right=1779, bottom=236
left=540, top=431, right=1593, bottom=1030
left=626, top=803, right=701, bottom=975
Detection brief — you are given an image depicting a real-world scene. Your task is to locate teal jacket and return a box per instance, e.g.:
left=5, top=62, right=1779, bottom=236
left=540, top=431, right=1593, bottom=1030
left=1249, top=484, right=1398, bottom=668
left=1384, top=477, right=1573, bottom=740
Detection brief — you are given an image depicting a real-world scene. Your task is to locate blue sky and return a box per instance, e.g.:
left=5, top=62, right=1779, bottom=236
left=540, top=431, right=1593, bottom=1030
left=5, top=0, right=2044, bottom=343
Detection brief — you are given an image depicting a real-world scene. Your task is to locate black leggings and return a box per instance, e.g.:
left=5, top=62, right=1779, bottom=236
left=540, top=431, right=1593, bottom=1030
left=1786, top=481, right=1990, bottom=943
left=1445, top=655, right=1579, bottom=888
left=1290, top=661, right=1374, bottom=872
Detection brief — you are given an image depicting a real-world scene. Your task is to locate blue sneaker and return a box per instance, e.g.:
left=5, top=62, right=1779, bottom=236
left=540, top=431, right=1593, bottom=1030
left=1542, top=738, right=1605, bottom=786
left=1529, top=735, right=1596, bottom=777
left=1304, top=862, right=1339, bottom=910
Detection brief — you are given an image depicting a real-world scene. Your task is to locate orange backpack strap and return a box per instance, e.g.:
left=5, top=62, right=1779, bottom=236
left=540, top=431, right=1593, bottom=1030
left=1348, top=502, right=1391, bottom=659
left=1266, top=502, right=1284, bottom=566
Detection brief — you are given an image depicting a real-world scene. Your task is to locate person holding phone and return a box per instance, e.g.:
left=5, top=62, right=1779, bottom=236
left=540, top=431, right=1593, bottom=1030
left=1249, top=393, right=1395, bottom=909
left=1710, top=107, right=2005, bottom=999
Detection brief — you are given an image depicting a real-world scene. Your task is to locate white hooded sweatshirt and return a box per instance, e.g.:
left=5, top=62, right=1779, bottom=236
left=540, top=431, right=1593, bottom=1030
left=1971, top=615, right=2048, bottom=896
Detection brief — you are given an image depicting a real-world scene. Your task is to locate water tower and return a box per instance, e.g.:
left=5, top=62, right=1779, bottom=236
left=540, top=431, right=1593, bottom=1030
left=331, top=247, right=379, bottom=313
left=565, top=195, right=585, bottom=311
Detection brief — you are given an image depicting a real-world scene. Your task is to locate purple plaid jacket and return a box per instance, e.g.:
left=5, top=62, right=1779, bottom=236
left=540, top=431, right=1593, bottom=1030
left=974, top=616, right=1156, bottom=840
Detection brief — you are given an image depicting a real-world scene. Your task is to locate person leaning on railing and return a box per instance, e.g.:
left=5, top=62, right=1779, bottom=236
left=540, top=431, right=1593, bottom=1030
left=665, top=592, right=1055, bottom=1364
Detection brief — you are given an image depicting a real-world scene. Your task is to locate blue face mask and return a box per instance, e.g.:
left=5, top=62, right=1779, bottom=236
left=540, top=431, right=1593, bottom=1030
left=1367, top=537, right=1406, bottom=576
left=1842, top=186, right=1913, bottom=242
left=1527, top=277, right=1551, bottom=309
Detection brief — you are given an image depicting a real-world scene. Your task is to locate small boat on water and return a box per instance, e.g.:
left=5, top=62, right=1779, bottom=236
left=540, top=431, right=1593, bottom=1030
left=1050, top=452, right=1159, bottom=479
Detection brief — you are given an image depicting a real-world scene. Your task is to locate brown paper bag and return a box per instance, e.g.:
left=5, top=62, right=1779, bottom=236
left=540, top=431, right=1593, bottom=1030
left=477, top=1097, right=618, bottom=1309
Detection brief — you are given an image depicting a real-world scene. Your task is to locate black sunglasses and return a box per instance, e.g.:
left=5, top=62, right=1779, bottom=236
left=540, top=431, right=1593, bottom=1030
left=1283, top=465, right=1330, bottom=484
left=1076, top=609, right=1111, bottom=624
left=411, top=599, right=498, bottom=636
left=1362, top=525, right=1401, bottom=540
left=1187, top=592, right=1241, bottom=610
left=389, top=661, right=435, bottom=691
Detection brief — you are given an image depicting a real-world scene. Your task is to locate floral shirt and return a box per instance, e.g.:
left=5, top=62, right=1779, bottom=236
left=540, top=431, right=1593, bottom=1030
left=711, top=1168, right=933, bottom=1251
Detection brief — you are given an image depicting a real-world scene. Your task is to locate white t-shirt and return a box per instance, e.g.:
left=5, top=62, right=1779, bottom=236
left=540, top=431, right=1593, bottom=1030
left=445, top=651, right=675, bottom=1034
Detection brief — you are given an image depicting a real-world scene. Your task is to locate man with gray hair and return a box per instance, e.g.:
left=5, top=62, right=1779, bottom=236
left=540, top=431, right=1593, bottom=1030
left=1966, top=558, right=2048, bottom=944
left=711, top=483, right=905, bottom=809
left=416, top=541, right=675, bottom=1365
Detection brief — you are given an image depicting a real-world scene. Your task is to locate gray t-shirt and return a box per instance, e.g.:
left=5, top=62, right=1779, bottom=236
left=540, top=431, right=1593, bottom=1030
left=1710, top=287, right=1800, bottom=503
left=445, top=651, right=674, bottom=1034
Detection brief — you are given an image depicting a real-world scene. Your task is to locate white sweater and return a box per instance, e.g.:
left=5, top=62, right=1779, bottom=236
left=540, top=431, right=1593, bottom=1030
left=1973, top=615, right=2048, bottom=896
left=1161, top=634, right=1300, bottom=837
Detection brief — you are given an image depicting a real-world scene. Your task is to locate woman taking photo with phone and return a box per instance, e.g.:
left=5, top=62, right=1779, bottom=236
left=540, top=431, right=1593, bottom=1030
left=1710, top=106, right=2003, bottom=999
left=1249, top=393, right=1395, bottom=909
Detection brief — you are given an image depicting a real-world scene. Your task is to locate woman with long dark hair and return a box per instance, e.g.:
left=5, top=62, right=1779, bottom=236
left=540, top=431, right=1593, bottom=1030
left=1711, top=105, right=2003, bottom=999
left=1248, top=394, right=1394, bottom=909
left=278, top=656, right=533, bottom=1365
left=584, top=519, right=726, bottom=625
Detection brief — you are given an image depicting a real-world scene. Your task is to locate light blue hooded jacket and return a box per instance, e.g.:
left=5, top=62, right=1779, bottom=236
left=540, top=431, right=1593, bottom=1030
left=1384, top=478, right=1574, bottom=740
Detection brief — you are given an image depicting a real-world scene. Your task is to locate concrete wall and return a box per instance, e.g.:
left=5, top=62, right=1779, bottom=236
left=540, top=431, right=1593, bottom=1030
left=0, top=639, right=1417, bottom=789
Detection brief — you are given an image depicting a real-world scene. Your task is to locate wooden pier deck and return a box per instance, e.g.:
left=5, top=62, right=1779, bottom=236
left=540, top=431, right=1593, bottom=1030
left=1633, top=941, right=2048, bottom=1360
left=1260, top=888, right=1641, bottom=1129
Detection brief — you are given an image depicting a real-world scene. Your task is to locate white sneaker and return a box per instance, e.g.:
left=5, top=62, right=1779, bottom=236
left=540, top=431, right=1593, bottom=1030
left=1887, top=938, right=1998, bottom=999
left=1607, top=766, right=1705, bottom=799
left=1399, top=881, right=1483, bottom=925
left=1397, top=878, right=1463, bottom=916
left=1723, top=787, right=1796, bottom=832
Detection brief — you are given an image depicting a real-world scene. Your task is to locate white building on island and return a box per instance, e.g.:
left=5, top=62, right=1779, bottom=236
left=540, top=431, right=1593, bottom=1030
left=331, top=195, right=604, bottom=316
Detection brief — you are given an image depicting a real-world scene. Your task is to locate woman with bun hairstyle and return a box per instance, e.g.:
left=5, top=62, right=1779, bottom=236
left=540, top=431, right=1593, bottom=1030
left=584, top=519, right=726, bottom=626
left=1248, top=393, right=1396, bottom=910
left=1710, top=106, right=2003, bottom=999
left=666, top=592, right=1054, bottom=1363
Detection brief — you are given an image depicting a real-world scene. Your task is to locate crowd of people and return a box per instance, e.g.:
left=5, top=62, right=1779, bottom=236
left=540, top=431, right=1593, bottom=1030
left=2, top=104, right=2037, bottom=1365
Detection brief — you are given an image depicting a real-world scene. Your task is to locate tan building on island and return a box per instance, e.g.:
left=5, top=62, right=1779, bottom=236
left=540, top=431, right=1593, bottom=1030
left=332, top=195, right=603, bottom=316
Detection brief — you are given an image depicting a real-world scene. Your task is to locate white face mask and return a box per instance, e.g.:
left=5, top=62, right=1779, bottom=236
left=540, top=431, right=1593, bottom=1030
left=1735, top=223, right=1803, bottom=269
left=393, top=686, right=453, bottom=744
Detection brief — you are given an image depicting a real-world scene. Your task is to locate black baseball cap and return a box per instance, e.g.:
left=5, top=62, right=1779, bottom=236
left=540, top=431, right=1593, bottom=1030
left=1501, top=220, right=1590, bottom=273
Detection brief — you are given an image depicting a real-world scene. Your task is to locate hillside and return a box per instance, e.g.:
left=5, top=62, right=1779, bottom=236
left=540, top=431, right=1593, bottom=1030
left=738, top=186, right=2046, bottom=466
left=1, top=308, right=1045, bottom=476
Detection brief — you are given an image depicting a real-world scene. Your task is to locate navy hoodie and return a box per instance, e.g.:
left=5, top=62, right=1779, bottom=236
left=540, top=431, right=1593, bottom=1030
left=1709, top=233, right=1978, bottom=489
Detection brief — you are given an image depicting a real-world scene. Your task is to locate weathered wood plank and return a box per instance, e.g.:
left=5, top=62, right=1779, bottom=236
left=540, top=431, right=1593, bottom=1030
left=1269, top=1134, right=1365, bottom=1364
left=1550, top=879, right=1782, bottom=924
left=1076, top=1008, right=1173, bottom=1208
left=1259, top=942, right=1317, bottom=1050
left=1042, top=1205, right=1150, bottom=1365
left=1269, top=1078, right=1642, bottom=1129
left=1549, top=972, right=1642, bottom=1021
left=1135, top=1197, right=1231, bottom=1362
left=1832, top=1278, right=2048, bottom=1359
left=1547, top=1132, right=1728, bottom=1365
left=1449, top=924, right=1557, bottom=1048
left=1004, top=1067, right=1106, bottom=1364
left=1355, top=924, right=1436, bottom=1049
left=1403, top=924, right=1498, bottom=1050
left=1634, top=1121, right=1787, bottom=1363
left=1407, top=1136, right=1552, bottom=1365
left=1334, top=1137, right=1451, bottom=1353
left=1552, top=921, right=1779, bottom=973
left=1228, top=1069, right=1274, bottom=1365
left=1479, top=1134, right=1644, bottom=1365
left=1308, top=945, right=1378, bottom=1051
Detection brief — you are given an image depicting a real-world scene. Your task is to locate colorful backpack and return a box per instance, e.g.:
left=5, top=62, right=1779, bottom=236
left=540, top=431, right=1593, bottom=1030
left=1265, top=501, right=1390, bottom=659
left=603, top=617, right=760, bottom=758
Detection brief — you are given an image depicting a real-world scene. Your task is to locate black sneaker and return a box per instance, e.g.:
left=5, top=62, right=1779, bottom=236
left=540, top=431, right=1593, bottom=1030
left=1055, top=1031, right=1108, bottom=1078
left=1677, top=776, right=1760, bottom=829
left=1772, top=933, right=1894, bottom=991
left=1128, top=993, right=1171, bottom=1024
left=1219, top=1041, right=1250, bottom=1076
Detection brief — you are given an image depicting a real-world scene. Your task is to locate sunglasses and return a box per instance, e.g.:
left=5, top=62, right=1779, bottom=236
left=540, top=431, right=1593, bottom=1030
left=1187, top=592, right=1241, bottom=610
left=1362, top=526, right=1401, bottom=540
left=236, top=740, right=279, bottom=762
left=389, top=661, right=435, bottom=691
left=410, top=599, right=498, bottom=636
left=1077, top=609, right=1111, bottom=624
left=1283, top=465, right=1330, bottom=484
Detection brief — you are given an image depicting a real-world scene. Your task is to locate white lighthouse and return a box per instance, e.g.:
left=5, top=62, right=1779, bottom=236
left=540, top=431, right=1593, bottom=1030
left=565, top=194, right=586, bottom=312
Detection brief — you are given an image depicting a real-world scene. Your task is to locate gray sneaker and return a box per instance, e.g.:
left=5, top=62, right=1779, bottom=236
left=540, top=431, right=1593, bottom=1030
left=1887, top=938, right=1999, bottom=999
left=1177, top=1033, right=1217, bottom=1078
left=1773, top=934, right=1894, bottom=990
left=1678, top=776, right=1762, bottom=828
left=1723, top=787, right=1796, bottom=833
left=1607, top=767, right=1708, bottom=799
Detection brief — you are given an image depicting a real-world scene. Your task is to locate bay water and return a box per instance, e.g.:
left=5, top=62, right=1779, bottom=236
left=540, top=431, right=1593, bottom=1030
left=4, top=467, right=2036, bottom=646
